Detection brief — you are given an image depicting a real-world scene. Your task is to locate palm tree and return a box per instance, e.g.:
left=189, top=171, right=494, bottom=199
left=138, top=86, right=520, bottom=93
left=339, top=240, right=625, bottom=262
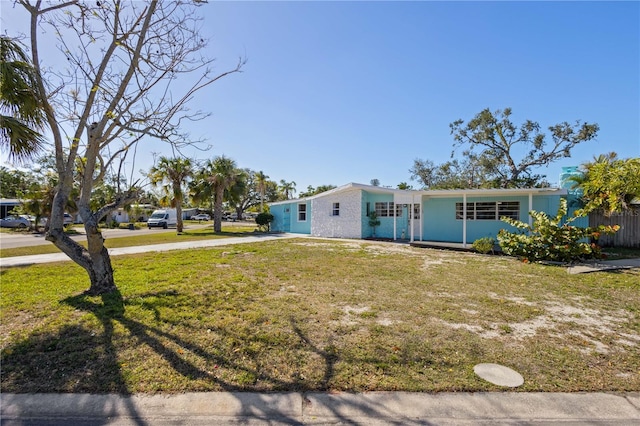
left=0, top=36, right=46, bottom=162
left=148, top=156, right=193, bottom=233
left=278, top=179, right=296, bottom=200
left=189, top=166, right=215, bottom=217
left=255, top=170, right=270, bottom=211
left=206, top=156, right=241, bottom=232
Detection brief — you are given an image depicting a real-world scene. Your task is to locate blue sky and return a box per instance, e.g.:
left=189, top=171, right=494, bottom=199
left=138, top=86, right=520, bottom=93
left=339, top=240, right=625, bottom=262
left=2, top=1, right=639, bottom=194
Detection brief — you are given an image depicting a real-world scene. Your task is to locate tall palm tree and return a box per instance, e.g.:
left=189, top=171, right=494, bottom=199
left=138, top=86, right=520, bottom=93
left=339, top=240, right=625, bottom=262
left=278, top=179, right=296, bottom=200
left=255, top=170, right=270, bottom=211
left=189, top=166, right=215, bottom=216
left=148, top=156, right=193, bottom=233
left=0, top=36, right=46, bottom=162
left=206, top=156, right=240, bottom=232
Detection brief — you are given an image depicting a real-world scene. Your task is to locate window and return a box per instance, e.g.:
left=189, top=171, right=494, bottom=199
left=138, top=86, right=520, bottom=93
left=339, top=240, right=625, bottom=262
left=455, top=203, right=474, bottom=220
left=374, top=202, right=401, bottom=217
left=456, top=201, right=519, bottom=220
left=332, top=202, right=340, bottom=216
left=298, top=203, right=307, bottom=221
left=375, top=202, right=389, bottom=217
left=475, top=202, right=496, bottom=220
left=498, top=202, right=520, bottom=220
left=412, top=203, right=421, bottom=219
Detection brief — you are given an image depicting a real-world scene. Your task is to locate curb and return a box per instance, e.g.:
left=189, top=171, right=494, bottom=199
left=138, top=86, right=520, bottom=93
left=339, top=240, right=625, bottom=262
left=2, top=392, right=640, bottom=425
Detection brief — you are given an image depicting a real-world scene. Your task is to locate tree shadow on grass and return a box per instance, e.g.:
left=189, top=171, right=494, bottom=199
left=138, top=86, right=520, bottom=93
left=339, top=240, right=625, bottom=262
left=1, top=289, right=419, bottom=424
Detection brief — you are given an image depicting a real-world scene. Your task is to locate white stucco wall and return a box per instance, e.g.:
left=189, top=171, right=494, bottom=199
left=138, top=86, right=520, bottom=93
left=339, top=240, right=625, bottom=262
left=311, top=189, right=362, bottom=238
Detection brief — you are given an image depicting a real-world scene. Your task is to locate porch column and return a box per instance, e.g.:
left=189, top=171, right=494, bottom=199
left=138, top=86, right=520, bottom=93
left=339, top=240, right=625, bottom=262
left=393, top=198, right=397, bottom=241
left=528, top=193, right=533, bottom=227
left=410, top=194, right=415, bottom=243
left=462, top=193, right=467, bottom=248
left=420, top=197, right=424, bottom=241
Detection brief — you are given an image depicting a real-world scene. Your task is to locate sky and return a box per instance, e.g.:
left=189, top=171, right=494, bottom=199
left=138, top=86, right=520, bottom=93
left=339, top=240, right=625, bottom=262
left=2, top=1, right=639, bottom=194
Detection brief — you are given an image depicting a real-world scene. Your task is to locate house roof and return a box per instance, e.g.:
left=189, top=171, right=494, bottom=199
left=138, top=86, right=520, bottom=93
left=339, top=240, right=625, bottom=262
left=269, top=183, right=568, bottom=206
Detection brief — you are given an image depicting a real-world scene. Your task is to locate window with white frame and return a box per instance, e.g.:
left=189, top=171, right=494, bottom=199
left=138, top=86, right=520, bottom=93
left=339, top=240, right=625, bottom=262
left=455, top=202, right=474, bottom=220
left=298, top=203, right=307, bottom=221
left=374, top=202, right=402, bottom=217
left=332, top=202, right=340, bottom=216
left=498, top=202, right=520, bottom=220
left=375, top=202, right=389, bottom=217
left=456, top=201, right=519, bottom=220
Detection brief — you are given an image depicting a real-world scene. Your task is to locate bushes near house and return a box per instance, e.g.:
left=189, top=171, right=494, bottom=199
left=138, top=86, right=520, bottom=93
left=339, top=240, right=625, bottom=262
left=472, top=237, right=495, bottom=254
left=368, top=211, right=380, bottom=237
left=497, top=198, right=619, bottom=263
left=255, top=212, right=274, bottom=232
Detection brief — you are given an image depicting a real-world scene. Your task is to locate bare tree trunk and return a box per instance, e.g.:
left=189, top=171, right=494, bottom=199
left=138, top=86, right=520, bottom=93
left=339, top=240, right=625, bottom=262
left=47, top=206, right=116, bottom=295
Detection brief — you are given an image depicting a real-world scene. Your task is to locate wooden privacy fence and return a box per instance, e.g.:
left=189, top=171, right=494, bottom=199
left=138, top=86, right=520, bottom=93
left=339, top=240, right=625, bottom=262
left=589, top=208, right=640, bottom=248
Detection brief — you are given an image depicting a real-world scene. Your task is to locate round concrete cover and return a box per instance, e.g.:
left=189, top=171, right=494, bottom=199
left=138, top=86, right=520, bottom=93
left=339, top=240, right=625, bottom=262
left=473, top=363, right=524, bottom=387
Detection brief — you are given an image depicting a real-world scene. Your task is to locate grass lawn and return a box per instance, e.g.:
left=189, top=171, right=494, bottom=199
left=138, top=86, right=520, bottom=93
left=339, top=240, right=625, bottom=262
left=0, top=223, right=258, bottom=258
left=1, top=239, right=639, bottom=393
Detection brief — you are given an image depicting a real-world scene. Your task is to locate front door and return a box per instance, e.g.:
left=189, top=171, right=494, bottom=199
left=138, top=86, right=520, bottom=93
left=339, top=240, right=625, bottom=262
left=283, top=207, right=291, bottom=232
left=408, top=203, right=421, bottom=240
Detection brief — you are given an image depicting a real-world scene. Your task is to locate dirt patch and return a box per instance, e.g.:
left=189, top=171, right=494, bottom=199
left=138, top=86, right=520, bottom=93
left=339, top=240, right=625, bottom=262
left=436, top=297, right=637, bottom=355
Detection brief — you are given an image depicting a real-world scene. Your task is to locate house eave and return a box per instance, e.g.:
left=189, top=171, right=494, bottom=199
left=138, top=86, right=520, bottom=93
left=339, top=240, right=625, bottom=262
left=268, top=184, right=568, bottom=206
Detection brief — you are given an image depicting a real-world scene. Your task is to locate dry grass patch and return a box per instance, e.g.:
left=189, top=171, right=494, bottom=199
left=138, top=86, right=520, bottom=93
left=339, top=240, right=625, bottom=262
left=1, top=239, right=639, bottom=393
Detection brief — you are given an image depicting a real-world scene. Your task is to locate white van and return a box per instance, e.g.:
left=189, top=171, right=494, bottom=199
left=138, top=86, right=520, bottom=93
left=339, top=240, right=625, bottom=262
left=147, top=208, right=177, bottom=229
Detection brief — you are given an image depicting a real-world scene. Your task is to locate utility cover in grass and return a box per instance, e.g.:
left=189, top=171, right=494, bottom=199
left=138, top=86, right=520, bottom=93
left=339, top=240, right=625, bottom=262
left=473, top=363, right=524, bottom=387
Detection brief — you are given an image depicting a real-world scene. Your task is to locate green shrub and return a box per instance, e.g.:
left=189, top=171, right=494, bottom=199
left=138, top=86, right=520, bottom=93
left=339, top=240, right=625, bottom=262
left=497, top=198, right=619, bottom=263
left=368, top=211, right=380, bottom=237
left=472, top=237, right=495, bottom=254
left=255, top=212, right=274, bottom=232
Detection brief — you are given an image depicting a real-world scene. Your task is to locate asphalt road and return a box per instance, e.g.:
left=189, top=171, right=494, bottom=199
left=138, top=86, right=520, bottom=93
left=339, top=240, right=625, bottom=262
left=0, top=221, right=247, bottom=250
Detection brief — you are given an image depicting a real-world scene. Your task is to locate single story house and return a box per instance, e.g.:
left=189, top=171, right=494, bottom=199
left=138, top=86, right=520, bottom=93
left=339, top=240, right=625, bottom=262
left=0, top=199, right=21, bottom=218
left=269, top=169, right=585, bottom=247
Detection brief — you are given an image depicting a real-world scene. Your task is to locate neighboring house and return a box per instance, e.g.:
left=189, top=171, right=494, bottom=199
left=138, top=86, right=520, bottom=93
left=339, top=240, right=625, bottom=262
left=269, top=182, right=575, bottom=247
left=0, top=199, right=21, bottom=218
left=110, top=204, right=157, bottom=224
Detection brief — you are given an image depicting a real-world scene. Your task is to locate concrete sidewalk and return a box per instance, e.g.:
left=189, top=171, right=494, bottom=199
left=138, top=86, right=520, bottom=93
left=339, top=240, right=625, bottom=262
left=0, top=233, right=303, bottom=268
left=567, top=257, right=640, bottom=274
left=2, top=391, right=639, bottom=425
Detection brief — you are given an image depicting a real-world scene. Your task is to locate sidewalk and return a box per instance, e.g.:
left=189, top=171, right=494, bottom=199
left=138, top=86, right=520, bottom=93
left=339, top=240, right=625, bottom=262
left=2, top=391, right=639, bottom=425
left=0, top=233, right=302, bottom=268
left=567, top=257, right=640, bottom=274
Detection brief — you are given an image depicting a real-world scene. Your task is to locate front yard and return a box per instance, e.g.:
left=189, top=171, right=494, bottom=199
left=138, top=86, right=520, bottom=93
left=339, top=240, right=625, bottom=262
left=1, top=239, right=638, bottom=393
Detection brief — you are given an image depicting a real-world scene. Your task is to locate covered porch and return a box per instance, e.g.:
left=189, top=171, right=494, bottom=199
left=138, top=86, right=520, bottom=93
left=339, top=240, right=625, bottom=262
left=393, top=187, right=567, bottom=248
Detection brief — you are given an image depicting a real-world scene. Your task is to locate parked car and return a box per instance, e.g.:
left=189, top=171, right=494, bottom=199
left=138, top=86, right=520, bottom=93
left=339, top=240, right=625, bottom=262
left=23, top=215, right=48, bottom=227
left=0, top=215, right=31, bottom=228
left=190, top=213, right=211, bottom=221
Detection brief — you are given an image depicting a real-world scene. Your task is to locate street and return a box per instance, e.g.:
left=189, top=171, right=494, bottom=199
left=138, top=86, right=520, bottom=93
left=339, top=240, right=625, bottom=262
left=0, top=223, right=219, bottom=250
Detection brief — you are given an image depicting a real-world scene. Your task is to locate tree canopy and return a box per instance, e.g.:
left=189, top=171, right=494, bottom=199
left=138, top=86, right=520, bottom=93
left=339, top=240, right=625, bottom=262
left=411, top=108, right=599, bottom=189
left=0, top=36, right=46, bottom=162
left=571, top=153, right=640, bottom=215
left=299, top=185, right=337, bottom=197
